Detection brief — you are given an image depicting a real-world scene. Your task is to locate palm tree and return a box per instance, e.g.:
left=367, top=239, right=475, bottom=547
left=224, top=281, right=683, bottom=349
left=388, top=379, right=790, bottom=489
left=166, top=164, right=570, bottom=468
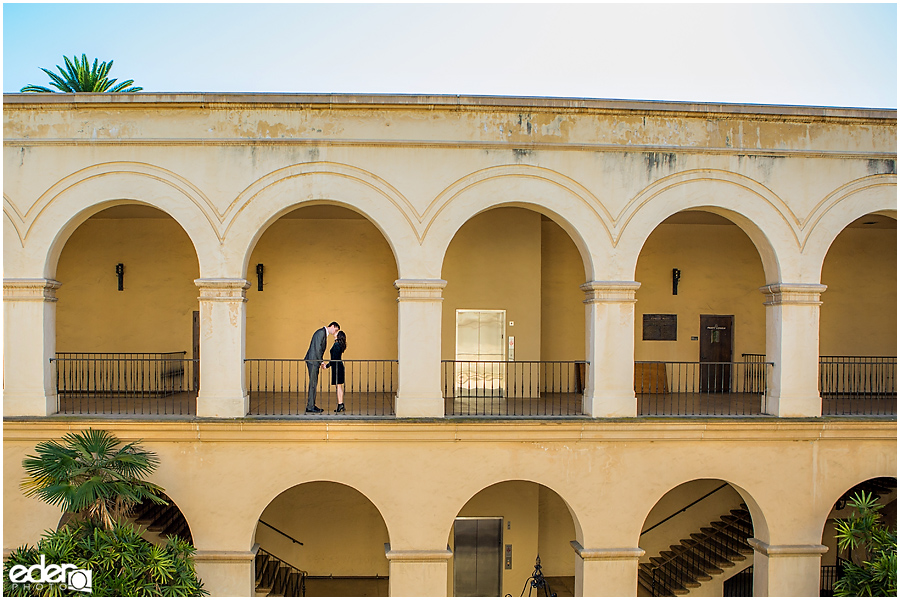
left=20, top=429, right=166, bottom=529
left=20, top=54, right=143, bottom=93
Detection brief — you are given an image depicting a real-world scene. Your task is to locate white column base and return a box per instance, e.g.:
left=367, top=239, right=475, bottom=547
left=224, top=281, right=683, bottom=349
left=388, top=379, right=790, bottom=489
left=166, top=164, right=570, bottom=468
left=571, top=541, right=644, bottom=596
left=749, top=538, right=827, bottom=597
left=196, top=392, right=249, bottom=418
left=194, top=549, right=255, bottom=597
left=385, top=544, right=452, bottom=596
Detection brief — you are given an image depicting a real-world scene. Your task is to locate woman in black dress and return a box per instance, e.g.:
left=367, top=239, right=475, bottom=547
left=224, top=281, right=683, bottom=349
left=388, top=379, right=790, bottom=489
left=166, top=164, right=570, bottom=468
left=325, top=330, right=347, bottom=412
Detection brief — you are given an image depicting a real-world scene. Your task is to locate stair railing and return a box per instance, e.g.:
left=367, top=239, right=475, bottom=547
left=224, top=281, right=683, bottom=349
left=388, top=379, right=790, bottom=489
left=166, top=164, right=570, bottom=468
left=648, top=516, right=751, bottom=596
left=256, top=547, right=307, bottom=597
left=642, top=484, right=728, bottom=535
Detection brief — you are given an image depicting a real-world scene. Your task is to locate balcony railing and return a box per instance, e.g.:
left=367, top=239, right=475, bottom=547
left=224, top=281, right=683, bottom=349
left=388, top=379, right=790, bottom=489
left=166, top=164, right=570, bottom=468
left=820, top=356, right=897, bottom=416
left=723, top=561, right=848, bottom=596
left=53, top=352, right=197, bottom=415
left=245, top=359, right=397, bottom=416
left=636, top=360, right=773, bottom=416
left=442, top=360, right=586, bottom=416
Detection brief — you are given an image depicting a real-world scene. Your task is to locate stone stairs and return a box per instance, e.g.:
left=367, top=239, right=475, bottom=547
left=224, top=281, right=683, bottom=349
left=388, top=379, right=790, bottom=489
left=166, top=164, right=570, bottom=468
left=639, top=504, right=754, bottom=596
left=255, top=547, right=307, bottom=597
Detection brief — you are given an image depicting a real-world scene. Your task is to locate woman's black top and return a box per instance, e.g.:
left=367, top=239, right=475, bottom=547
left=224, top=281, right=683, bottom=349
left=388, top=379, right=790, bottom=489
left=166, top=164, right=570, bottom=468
left=327, top=342, right=346, bottom=385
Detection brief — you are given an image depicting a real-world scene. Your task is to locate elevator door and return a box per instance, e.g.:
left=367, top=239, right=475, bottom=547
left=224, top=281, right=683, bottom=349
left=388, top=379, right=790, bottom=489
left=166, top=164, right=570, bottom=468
left=455, top=310, right=506, bottom=397
left=453, top=518, right=502, bottom=597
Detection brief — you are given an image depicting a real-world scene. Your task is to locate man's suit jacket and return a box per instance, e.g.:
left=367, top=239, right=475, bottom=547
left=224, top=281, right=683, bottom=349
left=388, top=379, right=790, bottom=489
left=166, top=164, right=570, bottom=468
left=305, top=327, right=327, bottom=364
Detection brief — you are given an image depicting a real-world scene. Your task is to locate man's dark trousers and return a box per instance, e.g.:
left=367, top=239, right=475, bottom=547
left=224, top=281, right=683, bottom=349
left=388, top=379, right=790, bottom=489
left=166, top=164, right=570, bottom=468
left=305, top=327, right=328, bottom=410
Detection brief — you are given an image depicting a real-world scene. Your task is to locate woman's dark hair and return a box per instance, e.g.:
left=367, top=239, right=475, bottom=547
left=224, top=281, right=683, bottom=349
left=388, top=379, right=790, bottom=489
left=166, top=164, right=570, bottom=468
left=336, top=330, right=347, bottom=350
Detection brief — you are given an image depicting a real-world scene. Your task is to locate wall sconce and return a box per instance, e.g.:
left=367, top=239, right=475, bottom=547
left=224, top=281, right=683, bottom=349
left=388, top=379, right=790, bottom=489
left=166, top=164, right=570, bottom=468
left=115, top=263, right=124, bottom=291
left=256, top=263, right=264, bottom=291
left=672, top=268, right=681, bottom=295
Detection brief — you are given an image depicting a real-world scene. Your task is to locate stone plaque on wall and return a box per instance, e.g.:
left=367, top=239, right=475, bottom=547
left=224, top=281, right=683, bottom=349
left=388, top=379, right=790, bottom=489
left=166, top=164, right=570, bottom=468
left=643, top=314, right=677, bottom=341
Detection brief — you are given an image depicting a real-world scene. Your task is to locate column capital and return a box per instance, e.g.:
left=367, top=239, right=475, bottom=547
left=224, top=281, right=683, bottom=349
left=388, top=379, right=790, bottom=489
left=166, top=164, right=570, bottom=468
left=581, top=281, right=641, bottom=304
left=384, top=544, right=453, bottom=562
left=570, top=541, right=645, bottom=561
left=195, top=278, right=250, bottom=302
left=4, top=278, right=62, bottom=302
left=394, top=279, right=447, bottom=301
left=747, top=538, right=828, bottom=557
left=760, top=283, right=827, bottom=306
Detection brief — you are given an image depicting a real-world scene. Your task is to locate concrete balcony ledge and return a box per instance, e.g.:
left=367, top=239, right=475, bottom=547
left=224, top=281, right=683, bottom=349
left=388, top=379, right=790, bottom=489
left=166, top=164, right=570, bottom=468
left=3, top=416, right=895, bottom=444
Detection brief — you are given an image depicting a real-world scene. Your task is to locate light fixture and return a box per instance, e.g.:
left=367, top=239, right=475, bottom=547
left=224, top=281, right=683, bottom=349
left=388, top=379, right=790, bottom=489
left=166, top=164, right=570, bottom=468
left=672, top=268, right=681, bottom=295
left=256, top=264, right=264, bottom=291
left=115, top=263, right=124, bottom=291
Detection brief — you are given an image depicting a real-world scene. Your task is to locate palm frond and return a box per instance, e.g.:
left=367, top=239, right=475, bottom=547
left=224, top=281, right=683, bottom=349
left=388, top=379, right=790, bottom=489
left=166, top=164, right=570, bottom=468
left=20, top=55, right=142, bottom=93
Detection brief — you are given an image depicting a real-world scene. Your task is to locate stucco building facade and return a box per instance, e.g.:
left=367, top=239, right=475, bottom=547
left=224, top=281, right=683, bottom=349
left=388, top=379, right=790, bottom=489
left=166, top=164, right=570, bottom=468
left=3, top=93, right=897, bottom=596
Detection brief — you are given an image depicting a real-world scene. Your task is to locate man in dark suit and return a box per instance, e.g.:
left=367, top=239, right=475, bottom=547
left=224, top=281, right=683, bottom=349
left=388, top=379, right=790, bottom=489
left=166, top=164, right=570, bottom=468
left=305, top=321, right=340, bottom=413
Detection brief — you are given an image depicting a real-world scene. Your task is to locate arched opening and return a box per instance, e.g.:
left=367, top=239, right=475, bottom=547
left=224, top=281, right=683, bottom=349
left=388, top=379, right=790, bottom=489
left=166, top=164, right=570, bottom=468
left=441, top=207, right=587, bottom=416
left=638, top=480, right=755, bottom=596
left=819, top=213, right=897, bottom=416
left=57, top=491, right=194, bottom=545
left=819, top=477, right=897, bottom=596
left=55, top=205, right=200, bottom=415
left=448, top=481, right=578, bottom=597
left=254, top=481, right=390, bottom=597
left=245, top=204, right=399, bottom=416
left=634, top=210, right=768, bottom=415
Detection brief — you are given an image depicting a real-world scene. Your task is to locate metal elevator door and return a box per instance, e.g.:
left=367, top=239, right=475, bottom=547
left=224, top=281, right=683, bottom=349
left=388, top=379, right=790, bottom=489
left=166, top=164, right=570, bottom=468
left=453, top=518, right=502, bottom=597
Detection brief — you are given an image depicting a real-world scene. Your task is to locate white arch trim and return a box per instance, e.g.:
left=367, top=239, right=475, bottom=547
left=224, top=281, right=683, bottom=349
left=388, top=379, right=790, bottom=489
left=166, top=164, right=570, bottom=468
left=246, top=479, right=394, bottom=553
left=422, top=166, right=608, bottom=280
left=802, top=175, right=897, bottom=279
left=224, top=163, right=418, bottom=278
left=615, top=170, right=795, bottom=282
left=7, top=167, right=218, bottom=279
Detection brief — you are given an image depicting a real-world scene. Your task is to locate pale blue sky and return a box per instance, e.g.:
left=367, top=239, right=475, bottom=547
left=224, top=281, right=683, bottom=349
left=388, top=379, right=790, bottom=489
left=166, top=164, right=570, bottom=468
left=3, top=3, right=897, bottom=108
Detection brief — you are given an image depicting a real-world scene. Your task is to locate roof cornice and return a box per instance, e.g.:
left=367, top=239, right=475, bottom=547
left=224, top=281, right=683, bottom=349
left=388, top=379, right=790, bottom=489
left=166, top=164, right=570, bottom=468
left=3, top=92, right=896, bottom=122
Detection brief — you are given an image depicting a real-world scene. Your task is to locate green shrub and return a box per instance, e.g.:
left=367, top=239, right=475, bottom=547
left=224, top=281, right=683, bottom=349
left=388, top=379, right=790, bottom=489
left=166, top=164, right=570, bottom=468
left=3, top=521, right=207, bottom=596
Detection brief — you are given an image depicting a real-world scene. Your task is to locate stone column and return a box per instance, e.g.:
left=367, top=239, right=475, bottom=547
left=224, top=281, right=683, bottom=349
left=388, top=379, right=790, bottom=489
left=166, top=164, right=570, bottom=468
left=385, top=545, right=452, bottom=596
left=194, top=549, right=255, bottom=597
left=195, top=278, right=250, bottom=418
left=748, top=538, right=827, bottom=597
left=394, top=279, right=446, bottom=418
left=571, top=542, right=644, bottom=596
left=581, top=281, right=641, bottom=418
left=3, top=279, right=62, bottom=416
left=760, top=283, right=827, bottom=417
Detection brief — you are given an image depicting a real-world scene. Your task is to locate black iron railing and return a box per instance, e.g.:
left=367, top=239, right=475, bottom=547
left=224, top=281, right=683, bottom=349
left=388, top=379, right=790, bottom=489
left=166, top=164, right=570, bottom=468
left=820, top=356, right=897, bottom=416
left=52, top=353, right=197, bottom=415
left=442, top=360, right=586, bottom=416
left=723, top=562, right=848, bottom=597
left=256, top=548, right=307, bottom=597
left=648, top=517, right=752, bottom=596
left=637, top=360, right=773, bottom=416
left=245, top=359, right=397, bottom=416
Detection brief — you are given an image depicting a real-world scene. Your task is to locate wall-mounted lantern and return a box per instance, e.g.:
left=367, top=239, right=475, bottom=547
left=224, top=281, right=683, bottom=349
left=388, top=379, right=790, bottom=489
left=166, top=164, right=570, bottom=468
left=256, top=264, right=264, bottom=292
left=672, top=268, right=681, bottom=295
left=115, top=263, right=124, bottom=291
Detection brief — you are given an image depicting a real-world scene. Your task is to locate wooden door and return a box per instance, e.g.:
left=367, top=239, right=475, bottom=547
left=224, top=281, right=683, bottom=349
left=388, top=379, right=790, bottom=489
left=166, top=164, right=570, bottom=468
left=699, top=315, right=733, bottom=392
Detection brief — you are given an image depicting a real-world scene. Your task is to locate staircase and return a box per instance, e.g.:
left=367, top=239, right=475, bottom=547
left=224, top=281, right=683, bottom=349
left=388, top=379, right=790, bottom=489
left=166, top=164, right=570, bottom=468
left=639, top=504, right=754, bottom=596
left=255, top=547, right=307, bottom=597
left=128, top=495, right=193, bottom=543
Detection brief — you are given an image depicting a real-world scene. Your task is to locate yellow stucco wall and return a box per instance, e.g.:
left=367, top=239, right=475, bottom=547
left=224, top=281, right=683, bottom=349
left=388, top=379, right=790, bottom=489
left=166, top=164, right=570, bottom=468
left=820, top=227, right=897, bottom=356
left=442, top=209, right=543, bottom=361
left=246, top=211, right=399, bottom=360
left=256, top=481, right=391, bottom=577
left=541, top=219, right=587, bottom=361
left=634, top=221, right=767, bottom=362
left=56, top=211, right=198, bottom=353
